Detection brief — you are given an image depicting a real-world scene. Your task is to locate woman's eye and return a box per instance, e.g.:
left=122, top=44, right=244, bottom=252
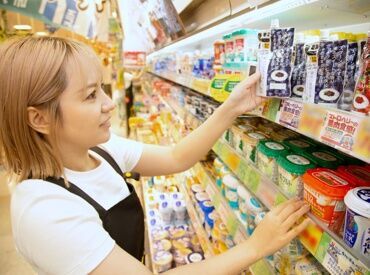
left=86, top=90, right=97, bottom=100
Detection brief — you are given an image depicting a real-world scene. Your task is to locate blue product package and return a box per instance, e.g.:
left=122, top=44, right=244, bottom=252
left=291, top=43, right=307, bottom=99
left=266, top=28, right=295, bottom=97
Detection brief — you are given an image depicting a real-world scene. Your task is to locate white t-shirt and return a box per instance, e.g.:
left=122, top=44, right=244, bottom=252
left=11, top=133, right=143, bottom=275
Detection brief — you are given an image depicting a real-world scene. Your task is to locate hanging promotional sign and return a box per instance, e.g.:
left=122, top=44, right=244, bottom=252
left=0, top=0, right=109, bottom=41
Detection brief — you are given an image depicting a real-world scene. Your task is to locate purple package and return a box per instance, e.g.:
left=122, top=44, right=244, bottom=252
left=338, top=42, right=358, bottom=110
left=314, top=40, right=348, bottom=105
left=291, top=43, right=306, bottom=99
left=265, top=28, right=295, bottom=98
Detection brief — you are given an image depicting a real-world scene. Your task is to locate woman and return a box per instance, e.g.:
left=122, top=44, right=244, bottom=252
left=0, top=37, right=310, bottom=275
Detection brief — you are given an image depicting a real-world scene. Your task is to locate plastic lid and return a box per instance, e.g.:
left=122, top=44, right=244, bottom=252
left=223, top=174, right=239, bottom=189
left=257, top=140, right=288, bottom=158
left=186, top=252, right=204, bottom=263
left=195, top=192, right=209, bottom=202
left=302, top=150, right=343, bottom=169
left=303, top=168, right=351, bottom=198
left=237, top=185, right=251, bottom=200
left=277, top=153, right=316, bottom=175
left=283, top=139, right=315, bottom=153
left=222, top=34, right=232, bottom=40
left=232, top=30, right=240, bottom=36
left=337, top=165, right=370, bottom=187
left=344, top=187, right=370, bottom=218
left=248, top=197, right=263, bottom=213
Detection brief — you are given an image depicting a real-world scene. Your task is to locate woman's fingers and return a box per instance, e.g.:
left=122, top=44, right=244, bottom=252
left=281, top=203, right=311, bottom=231
left=271, top=198, right=299, bottom=215
left=278, top=200, right=306, bottom=220
left=285, top=218, right=311, bottom=242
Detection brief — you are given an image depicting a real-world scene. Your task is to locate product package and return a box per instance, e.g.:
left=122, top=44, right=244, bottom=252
left=258, top=28, right=295, bottom=98
left=290, top=34, right=307, bottom=99
left=352, top=31, right=370, bottom=116
left=304, top=39, right=348, bottom=106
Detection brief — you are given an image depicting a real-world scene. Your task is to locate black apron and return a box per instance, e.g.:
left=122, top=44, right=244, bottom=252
left=46, top=147, right=145, bottom=260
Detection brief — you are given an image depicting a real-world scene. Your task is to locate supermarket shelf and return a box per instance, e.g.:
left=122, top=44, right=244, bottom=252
left=192, top=162, right=274, bottom=275
left=148, top=72, right=370, bottom=163
left=176, top=174, right=215, bottom=258
left=212, top=139, right=370, bottom=274
left=142, top=179, right=160, bottom=274
left=148, top=71, right=212, bottom=98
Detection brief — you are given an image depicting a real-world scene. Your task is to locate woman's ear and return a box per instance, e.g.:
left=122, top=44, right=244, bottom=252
left=27, top=106, right=50, bottom=135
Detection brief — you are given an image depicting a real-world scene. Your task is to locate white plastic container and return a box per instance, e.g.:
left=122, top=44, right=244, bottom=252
left=343, top=187, right=370, bottom=258
left=245, top=196, right=264, bottom=235
left=159, top=201, right=173, bottom=224
left=223, top=174, right=239, bottom=209
left=237, top=185, right=252, bottom=221
left=173, top=200, right=187, bottom=222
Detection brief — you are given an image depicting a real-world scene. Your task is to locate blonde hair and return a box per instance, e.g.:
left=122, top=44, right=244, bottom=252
left=0, top=36, right=101, bottom=183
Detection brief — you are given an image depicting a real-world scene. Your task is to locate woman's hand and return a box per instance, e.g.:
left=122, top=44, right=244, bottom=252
left=223, top=72, right=266, bottom=117
left=247, top=199, right=311, bottom=259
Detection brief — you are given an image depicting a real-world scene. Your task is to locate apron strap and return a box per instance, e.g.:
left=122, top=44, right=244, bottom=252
left=90, top=146, right=123, bottom=176
left=45, top=176, right=107, bottom=219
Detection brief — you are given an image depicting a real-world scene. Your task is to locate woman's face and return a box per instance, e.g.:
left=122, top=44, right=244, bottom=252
left=57, top=58, right=115, bottom=151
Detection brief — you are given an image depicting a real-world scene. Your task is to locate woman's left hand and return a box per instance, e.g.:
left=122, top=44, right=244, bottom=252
left=223, top=72, right=266, bottom=117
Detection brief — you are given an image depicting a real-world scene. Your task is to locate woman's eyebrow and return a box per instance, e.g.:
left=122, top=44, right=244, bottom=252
left=75, top=82, right=98, bottom=93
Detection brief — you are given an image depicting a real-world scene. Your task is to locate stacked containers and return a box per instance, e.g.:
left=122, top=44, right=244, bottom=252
left=256, top=140, right=289, bottom=182
left=343, top=187, right=370, bottom=258
left=223, top=174, right=240, bottom=209
left=242, top=131, right=268, bottom=161
left=303, top=168, right=352, bottom=232
left=302, top=150, right=344, bottom=169
left=283, top=138, right=316, bottom=153
left=337, top=165, right=370, bottom=187
left=277, top=153, right=316, bottom=197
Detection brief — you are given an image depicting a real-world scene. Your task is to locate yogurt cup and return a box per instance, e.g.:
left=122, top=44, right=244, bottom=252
left=256, top=140, right=289, bottom=182
left=173, top=200, right=187, bottom=222
left=343, top=187, right=370, bottom=258
left=191, top=184, right=204, bottom=194
left=277, top=153, right=316, bottom=198
left=173, top=248, right=192, bottom=266
left=283, top=138, right=316, bottom=154
left=223, top=174, right=240, bottom=209
left=337, top=165, right=370, bottom=188
left=153, top=251, right=173, bottom=273
left=243, top=131, right=268, bottom=160
left=153, top=239, right=172, bottom=252
left=237, top=185, right=252, bottom=221
left=200, top=200, right=215, bottom=214
left=302, top=150, right=344, bottom=169
left=186, top=252, right=205, bottom=264
left=303, top=168, right=352, bottom=232
left=246, top=196, right=264, bottom=235
left=159, top=201, right=174, bottom=224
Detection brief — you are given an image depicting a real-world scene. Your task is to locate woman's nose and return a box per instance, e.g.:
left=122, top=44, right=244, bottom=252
left=102, top=93, right=116, bottom=112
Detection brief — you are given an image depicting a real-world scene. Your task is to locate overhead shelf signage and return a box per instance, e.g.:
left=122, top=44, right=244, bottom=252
left=0, top=0, right=110, bottom=41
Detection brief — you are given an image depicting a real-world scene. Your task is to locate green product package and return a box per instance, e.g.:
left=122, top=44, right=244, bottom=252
left=302, top=150, right=344, bottom=169
left=210, top=74, right=229, bottom=102
left=277, top=152, right=316, bottom=175
left=257, top=140, right=289, bottom=159
left=283, top=138, right=316, bottom=154
left=220, top=75, right=241, bottom=102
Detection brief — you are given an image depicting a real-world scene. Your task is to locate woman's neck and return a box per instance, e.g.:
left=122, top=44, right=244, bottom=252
left=60, top=146, right=100, bottom=172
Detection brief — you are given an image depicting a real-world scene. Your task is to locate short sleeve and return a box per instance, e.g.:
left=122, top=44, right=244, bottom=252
left=11, top=181, right=115, bottom=275
left=101, top=133, right=143, bottom=172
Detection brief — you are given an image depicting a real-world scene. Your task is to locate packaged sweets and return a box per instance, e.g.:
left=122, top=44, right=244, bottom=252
left=210, top=74, right=229, bottom=102
left=242, top=131, right=268, bottom=160
left=338, top=39, right=359, bottom=111
left=337, top=165, right=370, bottom=187
left=152, top=228, right=170, bottom=241
left=173, top=248, right=192, bottom=266
left=258, top=28, right=295, bottom=98
left=173, top=200, right=187, bottom=222
left=232, top=124, right=255, bottom=153
left=352, top=31, right=370, bottom=115
left=256, top=140, right=289, bottom=182
left=219, top=74, right=241, bottom=102
left=223, top=174, right=239, bottom=209
left=199, top=200, right=215, bottom=214
left=245, top=196, right=264, bottom=235
left=304, top=39, right=348, bottom=106
left=295, top=255, right=326, bottom=275
left=277, top=153, right=316, bottom=197
left=282, top=138, right=316, bottom=154
left=343, top=187, right=370, bottom=258
left=291, top=33, right=307, bottom=99
left=159, top=201, right=174, bottom=224
left=303, top=168, right=352, bottom=232
left=302, top=150, right=344, bottom=169
left=153, top=251, right=173, bottom=272
left=232, top=29, right=258, bottom=63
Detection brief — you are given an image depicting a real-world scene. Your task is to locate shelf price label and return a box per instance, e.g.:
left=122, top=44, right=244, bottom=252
left=320, top=111, right=362, bottom=154
left=318, top=233, right=369, bottom=275
left=278, top=99, right=303, bottom=129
